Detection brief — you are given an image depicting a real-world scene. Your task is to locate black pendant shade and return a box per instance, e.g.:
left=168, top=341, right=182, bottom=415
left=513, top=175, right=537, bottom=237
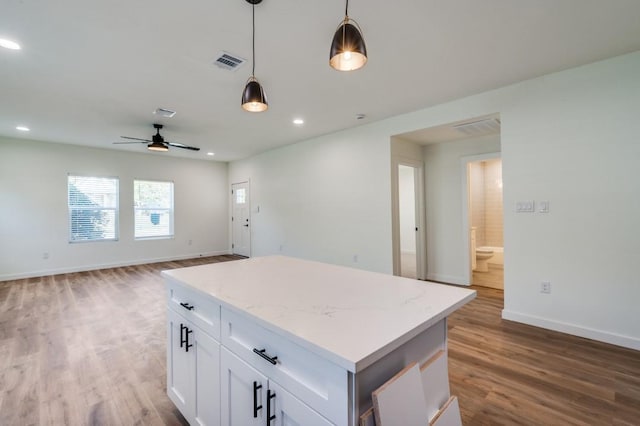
left=329, top=0, right=367, bottom=72
left=242, top=76, right=268, bottom=112
left=242, top=0, right=268, bottom=112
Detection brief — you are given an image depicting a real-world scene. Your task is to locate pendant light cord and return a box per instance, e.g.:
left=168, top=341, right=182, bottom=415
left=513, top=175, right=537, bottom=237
left=345, top=0, right=349, bottom=17
left=252, top=3, right=256, bottom=76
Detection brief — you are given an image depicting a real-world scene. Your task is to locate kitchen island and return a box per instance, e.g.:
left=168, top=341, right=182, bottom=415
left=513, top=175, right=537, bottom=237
left=163, top=255, right=475, bottom=426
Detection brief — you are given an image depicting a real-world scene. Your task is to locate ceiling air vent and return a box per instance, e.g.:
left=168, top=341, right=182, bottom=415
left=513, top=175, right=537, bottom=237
left=153, top=108, right=176, bottom=118
left=213, top=51, right=246, bottom=71
left=452, top=118, right=501, bottom=136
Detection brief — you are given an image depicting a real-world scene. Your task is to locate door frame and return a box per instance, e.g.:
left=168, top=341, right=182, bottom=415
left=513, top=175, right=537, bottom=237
left=391, top=159, right=426, bottom=279
left=231, top=180, right=251, bottom=257
left=460, top=152, right=501, bottom=285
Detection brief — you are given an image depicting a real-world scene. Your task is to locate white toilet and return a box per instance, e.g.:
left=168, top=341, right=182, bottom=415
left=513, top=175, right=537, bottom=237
left=475, top=247, right=494, bottom=272
left=470, top=227, right=494, bottom=272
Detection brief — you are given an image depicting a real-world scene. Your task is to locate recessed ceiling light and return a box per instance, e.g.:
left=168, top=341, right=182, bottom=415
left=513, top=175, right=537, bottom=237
left=207, top=152, right=215, bottom=156
left=293, top=118, right=304, bottom=125
left=16, top=126, right=30, bottom=131
left=0, top=38, right=21, bottom=50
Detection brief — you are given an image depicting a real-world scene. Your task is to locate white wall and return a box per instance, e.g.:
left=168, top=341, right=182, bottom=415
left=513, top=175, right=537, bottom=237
left=230, top=50, right=640, bottom=350
left=0, top=138, right=229, bottom=280
left=229, top=126, right=392, bottom=273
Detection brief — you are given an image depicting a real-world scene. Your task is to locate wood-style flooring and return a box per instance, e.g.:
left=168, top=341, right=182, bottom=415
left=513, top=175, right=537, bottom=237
left=1, top=256, right=638, bottom=425
left=448, top=286, right=640, bottom=425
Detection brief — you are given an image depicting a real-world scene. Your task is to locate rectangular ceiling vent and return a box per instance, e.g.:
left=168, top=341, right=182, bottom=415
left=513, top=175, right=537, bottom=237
left=153, top=108, right=176, bottom=118
left=213, top=51, right=246, bottom=71
left=452, top=118, right=501, bottom=136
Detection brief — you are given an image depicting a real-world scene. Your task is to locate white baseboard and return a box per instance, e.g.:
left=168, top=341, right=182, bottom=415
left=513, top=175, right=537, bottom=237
left=426, top=273, right=469, bottom=286
left=0, top=250, right=232, bottom=282
left=502, top=309, right=640, bottom=351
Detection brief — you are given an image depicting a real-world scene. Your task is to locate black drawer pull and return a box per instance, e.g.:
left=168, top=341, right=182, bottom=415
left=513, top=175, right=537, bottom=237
left=266, top=389, right=276, bottom=425
left=253, top=381, right=263, bottom=418
left=180, top=324, right=187, bottom=348
left=180, top=302, right=195, bottom=311
left=253, top=348, right=278, bottom=365
left=185, top=327, right=193, bottom=352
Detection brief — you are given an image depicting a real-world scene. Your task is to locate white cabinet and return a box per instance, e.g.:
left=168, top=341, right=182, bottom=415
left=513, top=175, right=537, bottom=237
left=220, top=347, right=267, bottom=426
left=269, top=380, right=333, bottom=426
left=167, top=308, right=221, bottom=426
left=221, top=348, right=332, bottom=426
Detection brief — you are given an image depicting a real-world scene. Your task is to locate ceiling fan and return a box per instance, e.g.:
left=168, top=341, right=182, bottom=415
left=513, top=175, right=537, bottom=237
left=114, top=124, right=200, bottom=152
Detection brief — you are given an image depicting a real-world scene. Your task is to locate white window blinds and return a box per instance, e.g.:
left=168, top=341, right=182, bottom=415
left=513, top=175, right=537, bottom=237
left=134, top=180, right=174, bottom=239
left=68, top=175, right=119, bottom=242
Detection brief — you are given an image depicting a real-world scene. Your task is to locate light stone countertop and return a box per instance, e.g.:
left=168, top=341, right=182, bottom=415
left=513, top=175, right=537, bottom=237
left=162, top=255, right=476, bottom=372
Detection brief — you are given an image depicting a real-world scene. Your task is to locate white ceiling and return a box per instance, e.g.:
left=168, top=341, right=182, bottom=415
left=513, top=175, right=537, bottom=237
left=2, top=0, right=640, bottom=162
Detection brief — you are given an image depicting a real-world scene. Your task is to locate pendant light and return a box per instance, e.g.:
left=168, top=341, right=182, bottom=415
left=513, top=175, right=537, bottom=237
left=329, top=0, right=367, bottom=71
left=241, top=0, right=268, bottom=112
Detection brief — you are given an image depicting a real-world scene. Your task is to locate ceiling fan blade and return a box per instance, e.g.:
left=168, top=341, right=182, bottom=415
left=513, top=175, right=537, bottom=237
left=167, top=142, right=200, bottom=151
left=120, top=136, right=152, bottom=142
left=113, top=141, right=147, bottom=144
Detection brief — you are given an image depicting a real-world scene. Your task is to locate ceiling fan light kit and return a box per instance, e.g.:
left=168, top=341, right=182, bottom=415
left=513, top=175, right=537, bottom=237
left=330, top=0, right=367, bottom=71
left=241, top=0, right=268, bottom=112
left=147, top=141, right=169, bottom=152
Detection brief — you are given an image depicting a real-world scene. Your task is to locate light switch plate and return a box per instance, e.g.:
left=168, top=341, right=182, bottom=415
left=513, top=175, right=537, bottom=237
left=516, top=200, right=535, bottom=212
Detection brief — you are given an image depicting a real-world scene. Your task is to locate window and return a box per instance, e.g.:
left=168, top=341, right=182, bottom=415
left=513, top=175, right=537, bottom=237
left=235, top=188, right=246, bottom=204
left=68, top=175, right=119, bottom=242
left=134, top=180, right=174, bottom=239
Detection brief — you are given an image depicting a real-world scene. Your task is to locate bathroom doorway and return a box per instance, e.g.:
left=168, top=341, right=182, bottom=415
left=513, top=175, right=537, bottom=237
left=464, top=155, right=504, bottom=289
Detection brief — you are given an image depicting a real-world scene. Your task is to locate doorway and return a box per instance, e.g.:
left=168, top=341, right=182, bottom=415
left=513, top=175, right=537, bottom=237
left=462, top=154, right=504, bottom=289
left=231, top=182, right=251, bottom=257
left=392, top=160, right=425, bottom=280
left=398, top=165, right=418, bottom=278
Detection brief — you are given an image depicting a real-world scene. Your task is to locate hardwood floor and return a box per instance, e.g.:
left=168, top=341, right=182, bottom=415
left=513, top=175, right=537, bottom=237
left=0, top=255, right=242, bottom=426
left=1, top=257, right=638, bottom=425
left=448, top=286, right=640, bottom=425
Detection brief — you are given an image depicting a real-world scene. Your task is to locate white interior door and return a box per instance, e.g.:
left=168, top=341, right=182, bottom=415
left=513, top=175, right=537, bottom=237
left=399, top=165, right=418, bottom=279
left=232, top=182, right=251, bottom=257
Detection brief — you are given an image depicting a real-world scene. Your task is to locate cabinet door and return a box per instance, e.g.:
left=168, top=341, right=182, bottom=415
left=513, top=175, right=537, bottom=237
left=220, top=347, right=266, bottom=426
left=167, top=309, right=193, bottom=417
left=193, top=327, right=221, bottom=426
left=268, top=381, right=333, bottom=426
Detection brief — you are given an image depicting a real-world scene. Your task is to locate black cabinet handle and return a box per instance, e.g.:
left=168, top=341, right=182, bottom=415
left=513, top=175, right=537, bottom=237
left=180, top=302, right=194, bottom=311
left=180, top=324, right=187, bottom=348
left=253, top=348, right=278, bottom=365
left=253, top=381, right=263, bottom=418
left=185, top=327, right=193, bottom=352
left=266, top=389, right=276, bottom=425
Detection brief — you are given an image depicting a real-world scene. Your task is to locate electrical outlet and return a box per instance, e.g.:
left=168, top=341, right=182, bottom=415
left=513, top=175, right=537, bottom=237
left=42, top=252, right=49, bottom=260
left=188, top=239, right=193, bottom=246
left=353, top=254, right=358, bottom=263
left=540, top=281, right=551, bottom=294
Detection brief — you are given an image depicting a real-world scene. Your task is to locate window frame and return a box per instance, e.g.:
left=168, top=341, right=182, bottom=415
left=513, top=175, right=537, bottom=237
left=133, top=179, right=175, bottom=240
left=67, top=174, right=120, bottom=243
